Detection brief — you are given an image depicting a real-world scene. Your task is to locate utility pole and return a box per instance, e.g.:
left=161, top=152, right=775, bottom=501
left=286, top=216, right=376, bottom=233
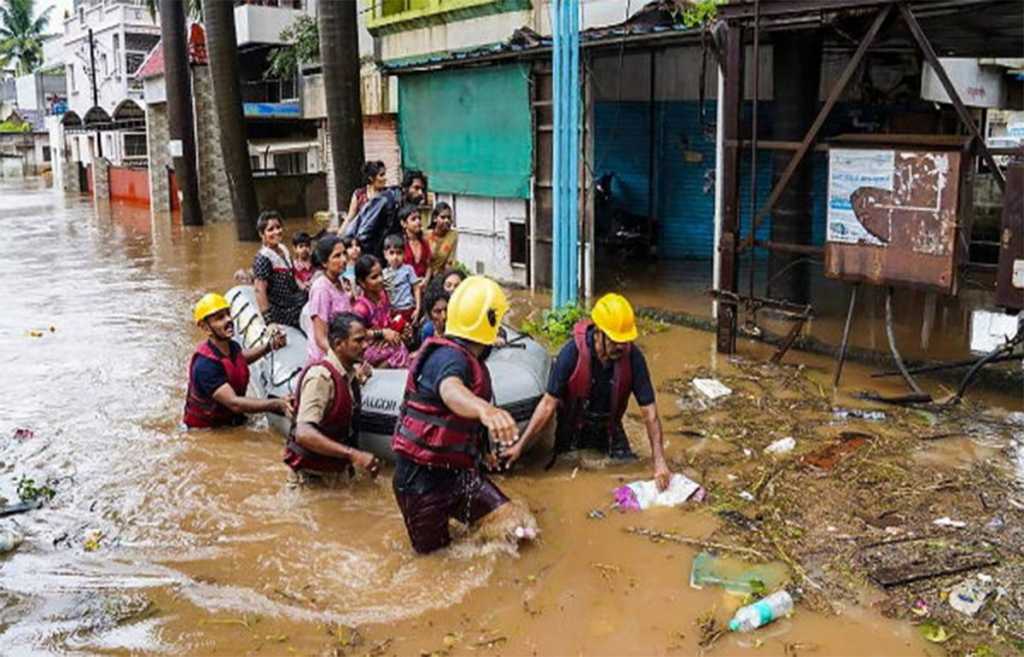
left=88, top=28, right=102, bottom=158
left=159, top=0, right=203, bottom=225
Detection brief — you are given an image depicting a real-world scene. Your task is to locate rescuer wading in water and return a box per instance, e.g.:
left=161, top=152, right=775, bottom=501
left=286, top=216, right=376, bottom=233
left=183, top=293, right=292, bottom=429
left=286, top=312, right=381, bottom=485
left=502, top=293, right=672, bottom=491
left=391, top=276, right=531, bottom=554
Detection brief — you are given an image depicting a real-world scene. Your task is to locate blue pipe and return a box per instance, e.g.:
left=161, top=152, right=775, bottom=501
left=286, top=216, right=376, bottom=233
left=550, top=0, right=563, bottom=307
left=550, top=0, right=582, bottom=309
left=567, top=0, right=579, bottom=303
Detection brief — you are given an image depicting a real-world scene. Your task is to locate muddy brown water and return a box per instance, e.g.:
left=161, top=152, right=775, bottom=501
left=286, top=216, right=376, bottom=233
left=0, top=178, right=1019, bottom=656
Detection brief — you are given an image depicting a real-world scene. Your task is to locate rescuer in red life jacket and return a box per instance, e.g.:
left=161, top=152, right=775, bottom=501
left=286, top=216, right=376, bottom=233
left=501, top=293, right=672, bottom=491
left=286, top=311, right=381, bottom=484
left=391, top=276, right=525, bottom=554
left=183, top=293, right=293, bottom=429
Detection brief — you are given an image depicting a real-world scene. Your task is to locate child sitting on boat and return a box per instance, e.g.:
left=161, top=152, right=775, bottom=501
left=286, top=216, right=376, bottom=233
left=292, top=232, right=314, bottom=291
left=382, top=234, right=421, bottom=325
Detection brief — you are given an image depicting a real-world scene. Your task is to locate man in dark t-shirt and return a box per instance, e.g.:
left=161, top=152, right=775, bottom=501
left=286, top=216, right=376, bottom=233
left=391, top=276, right=535, bottom=554
left=502, top=294, right=671, bottom=491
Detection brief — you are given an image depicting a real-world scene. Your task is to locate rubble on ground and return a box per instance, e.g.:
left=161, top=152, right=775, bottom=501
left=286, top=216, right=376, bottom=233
left=661, top=356, right=1024, bottom=655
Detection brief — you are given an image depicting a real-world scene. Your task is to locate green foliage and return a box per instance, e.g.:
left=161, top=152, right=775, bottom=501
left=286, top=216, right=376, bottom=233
left=521, top=304, right=587, bottom=348
left=0, top=0, right=53, bottom=75
left=451, top=261, right=472, bottom=279
left=16, top=475, right=55, bottom=503
left=680, top=0, right=722, bottom=28
left=0, top=118, right=30, bottom=133
left=266, top=15, right=319, bottom=80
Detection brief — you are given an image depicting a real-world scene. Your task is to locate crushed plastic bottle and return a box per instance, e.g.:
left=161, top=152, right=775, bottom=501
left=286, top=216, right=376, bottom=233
left=728, top=590, right=793, bottom=632
left=0, top=529, right=24, bottom=554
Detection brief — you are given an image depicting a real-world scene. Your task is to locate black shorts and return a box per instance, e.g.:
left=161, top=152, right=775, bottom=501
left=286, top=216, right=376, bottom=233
left=392, top=463, right=508, bottom=554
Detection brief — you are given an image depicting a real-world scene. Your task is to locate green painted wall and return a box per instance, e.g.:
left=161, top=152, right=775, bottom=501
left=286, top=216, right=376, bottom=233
left=398, top=63, right=532, bottom=199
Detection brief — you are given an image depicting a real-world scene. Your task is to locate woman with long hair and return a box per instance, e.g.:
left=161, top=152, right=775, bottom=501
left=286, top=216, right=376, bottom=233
left=351, top=255, right=411, bottom=369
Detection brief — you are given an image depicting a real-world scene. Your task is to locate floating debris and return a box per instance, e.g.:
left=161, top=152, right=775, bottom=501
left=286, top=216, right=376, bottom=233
left=832, top=408, right=886, bottom=422
left=933, top=516, right=967, bottom=529
left=764, top=437, right=796, bottom=456
left=692, top=378, right=733, bottom=401
left=948, top=575, right=994, bottom=617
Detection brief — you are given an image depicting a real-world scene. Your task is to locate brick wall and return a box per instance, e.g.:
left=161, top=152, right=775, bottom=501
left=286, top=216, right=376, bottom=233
left=321, top=114, right=401, bottom=227
left=192, top=66, right=233, bottom=222
left=146, top=103, right=171, bottom=212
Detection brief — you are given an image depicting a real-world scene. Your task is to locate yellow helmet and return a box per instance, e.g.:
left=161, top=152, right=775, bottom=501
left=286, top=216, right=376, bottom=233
left=591, top=293, right=638, bottom=343
left=193, top=292, right=231, bottom=324
left=446, top=276, right=509, bottom=345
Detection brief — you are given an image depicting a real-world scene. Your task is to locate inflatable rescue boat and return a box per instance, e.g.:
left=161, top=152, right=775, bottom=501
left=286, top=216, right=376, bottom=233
left=225, top=285, right=551, bottom=461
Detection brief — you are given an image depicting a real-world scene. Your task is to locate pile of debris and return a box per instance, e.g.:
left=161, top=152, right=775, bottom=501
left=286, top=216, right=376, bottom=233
left=659, top=357, right=1024, bottom=654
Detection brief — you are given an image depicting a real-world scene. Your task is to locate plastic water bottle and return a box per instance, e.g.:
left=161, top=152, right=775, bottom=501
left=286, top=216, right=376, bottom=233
left=728, top=590, right=793, bottom=632
left=0, top=529, right=23, bottom=554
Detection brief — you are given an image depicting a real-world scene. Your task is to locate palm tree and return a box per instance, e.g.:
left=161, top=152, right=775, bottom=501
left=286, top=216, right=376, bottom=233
left=202, top=0, right=259, bottom=241
left=0, top=0, right=52, bottom=76
left=318, top=0, right=364, bottom=223
left=158, top=0, right=202, bottom=226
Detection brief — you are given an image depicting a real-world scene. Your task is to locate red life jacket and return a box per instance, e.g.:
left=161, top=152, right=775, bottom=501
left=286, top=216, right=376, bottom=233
left=183, top=341, right=251, bottom=429
left=556, top=320, right=633, bottom=446
left=392, top=337, right=492, bottom=470
left=284, top=358, right=360, bottom=473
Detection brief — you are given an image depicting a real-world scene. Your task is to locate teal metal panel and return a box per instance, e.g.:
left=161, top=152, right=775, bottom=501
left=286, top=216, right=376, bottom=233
left=398, top=63, right=532, bottom=199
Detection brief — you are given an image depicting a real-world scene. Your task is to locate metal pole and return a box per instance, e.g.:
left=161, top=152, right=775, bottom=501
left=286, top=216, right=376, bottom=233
left=832, top=284, right=858, bottom=388
left=88, top=28, right=102, bottom=158
left=747, top=0, right=759, bottom=305
left=568, top=0, right=579, bottom=303
left=713, top=66, right=725, bottom=320
left=550, top=0, right=563, bottom=307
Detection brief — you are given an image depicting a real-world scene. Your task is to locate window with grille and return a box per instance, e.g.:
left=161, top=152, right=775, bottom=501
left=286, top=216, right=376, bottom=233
left=123, top=133, right=148, bottom=159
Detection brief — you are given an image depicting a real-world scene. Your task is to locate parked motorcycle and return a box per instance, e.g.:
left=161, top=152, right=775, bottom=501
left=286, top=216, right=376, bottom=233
left=594, top=172, right=656, bottom=258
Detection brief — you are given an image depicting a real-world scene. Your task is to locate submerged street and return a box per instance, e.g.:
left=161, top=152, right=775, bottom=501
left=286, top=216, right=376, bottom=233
left=1, top=180, right=1022, bottom=656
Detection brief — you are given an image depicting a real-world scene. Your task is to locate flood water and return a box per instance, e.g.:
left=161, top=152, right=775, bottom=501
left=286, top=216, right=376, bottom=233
left=0, top=178, right=1020, bottom=656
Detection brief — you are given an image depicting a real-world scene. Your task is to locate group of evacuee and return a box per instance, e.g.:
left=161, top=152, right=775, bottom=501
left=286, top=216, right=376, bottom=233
left=183, top=163, right=672, bottom=555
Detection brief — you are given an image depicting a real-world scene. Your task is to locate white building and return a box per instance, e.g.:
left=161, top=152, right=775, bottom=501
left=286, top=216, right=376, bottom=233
left=57, top=0, right=160, bottom=165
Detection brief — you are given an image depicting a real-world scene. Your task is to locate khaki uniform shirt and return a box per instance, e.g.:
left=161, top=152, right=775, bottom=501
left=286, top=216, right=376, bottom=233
left=296, top=349, right=356, bottom=426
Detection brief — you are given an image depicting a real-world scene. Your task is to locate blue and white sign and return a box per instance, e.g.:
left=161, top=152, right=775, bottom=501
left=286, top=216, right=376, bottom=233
left=827, top=148, right=894, bottom=245
left=243, top=102, right=301, bottom=119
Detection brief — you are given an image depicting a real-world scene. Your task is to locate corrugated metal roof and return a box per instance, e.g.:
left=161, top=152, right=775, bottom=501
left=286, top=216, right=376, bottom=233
left=136, top=23, right=208, bottom=81
left=382, top=1, right=702, bottom=74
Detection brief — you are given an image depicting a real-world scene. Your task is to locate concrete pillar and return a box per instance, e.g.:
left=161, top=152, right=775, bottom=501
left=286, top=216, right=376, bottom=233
left=146, top=103, right=172, bottom=212
left=191, top=66, right=233, bottom=221
left=92, top=156, right=110, bottom=205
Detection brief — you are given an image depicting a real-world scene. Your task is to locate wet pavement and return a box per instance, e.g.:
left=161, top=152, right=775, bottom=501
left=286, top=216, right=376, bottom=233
left=0, top=178, right=1020, bottom=656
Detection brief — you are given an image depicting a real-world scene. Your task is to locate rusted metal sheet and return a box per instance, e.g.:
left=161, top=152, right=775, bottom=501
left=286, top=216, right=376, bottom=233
left=825, top=147, right=966, bottom=294
left=996, top=159, right=1024, bottom=310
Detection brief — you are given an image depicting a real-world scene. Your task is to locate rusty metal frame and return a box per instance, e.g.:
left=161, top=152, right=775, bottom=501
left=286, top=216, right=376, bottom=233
left=898, top=4, right=1006, bottom=192
left=715, top=0, right=1013, bottom=355
left=737, top=5, right=893, bottom=253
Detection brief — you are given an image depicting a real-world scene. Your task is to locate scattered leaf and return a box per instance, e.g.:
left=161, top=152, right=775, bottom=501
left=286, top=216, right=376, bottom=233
left=919, top=621, right=953, bottom=643
left=83, top=531, right=103, bottom=552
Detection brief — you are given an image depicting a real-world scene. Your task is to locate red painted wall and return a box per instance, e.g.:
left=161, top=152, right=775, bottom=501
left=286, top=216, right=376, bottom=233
left=108, top=167, right=151, bottom=205
left=169, top=171, right=181, bottom=211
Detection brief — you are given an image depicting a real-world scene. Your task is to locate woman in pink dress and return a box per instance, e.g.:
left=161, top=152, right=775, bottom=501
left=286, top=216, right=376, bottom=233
left=302, top=235, right=353, bottom=365
left=351, top=254, right=410, bottom=369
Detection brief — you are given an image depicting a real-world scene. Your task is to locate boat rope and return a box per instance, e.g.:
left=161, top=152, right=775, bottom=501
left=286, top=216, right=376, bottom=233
left=230, top=301, right=250, bottom=323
